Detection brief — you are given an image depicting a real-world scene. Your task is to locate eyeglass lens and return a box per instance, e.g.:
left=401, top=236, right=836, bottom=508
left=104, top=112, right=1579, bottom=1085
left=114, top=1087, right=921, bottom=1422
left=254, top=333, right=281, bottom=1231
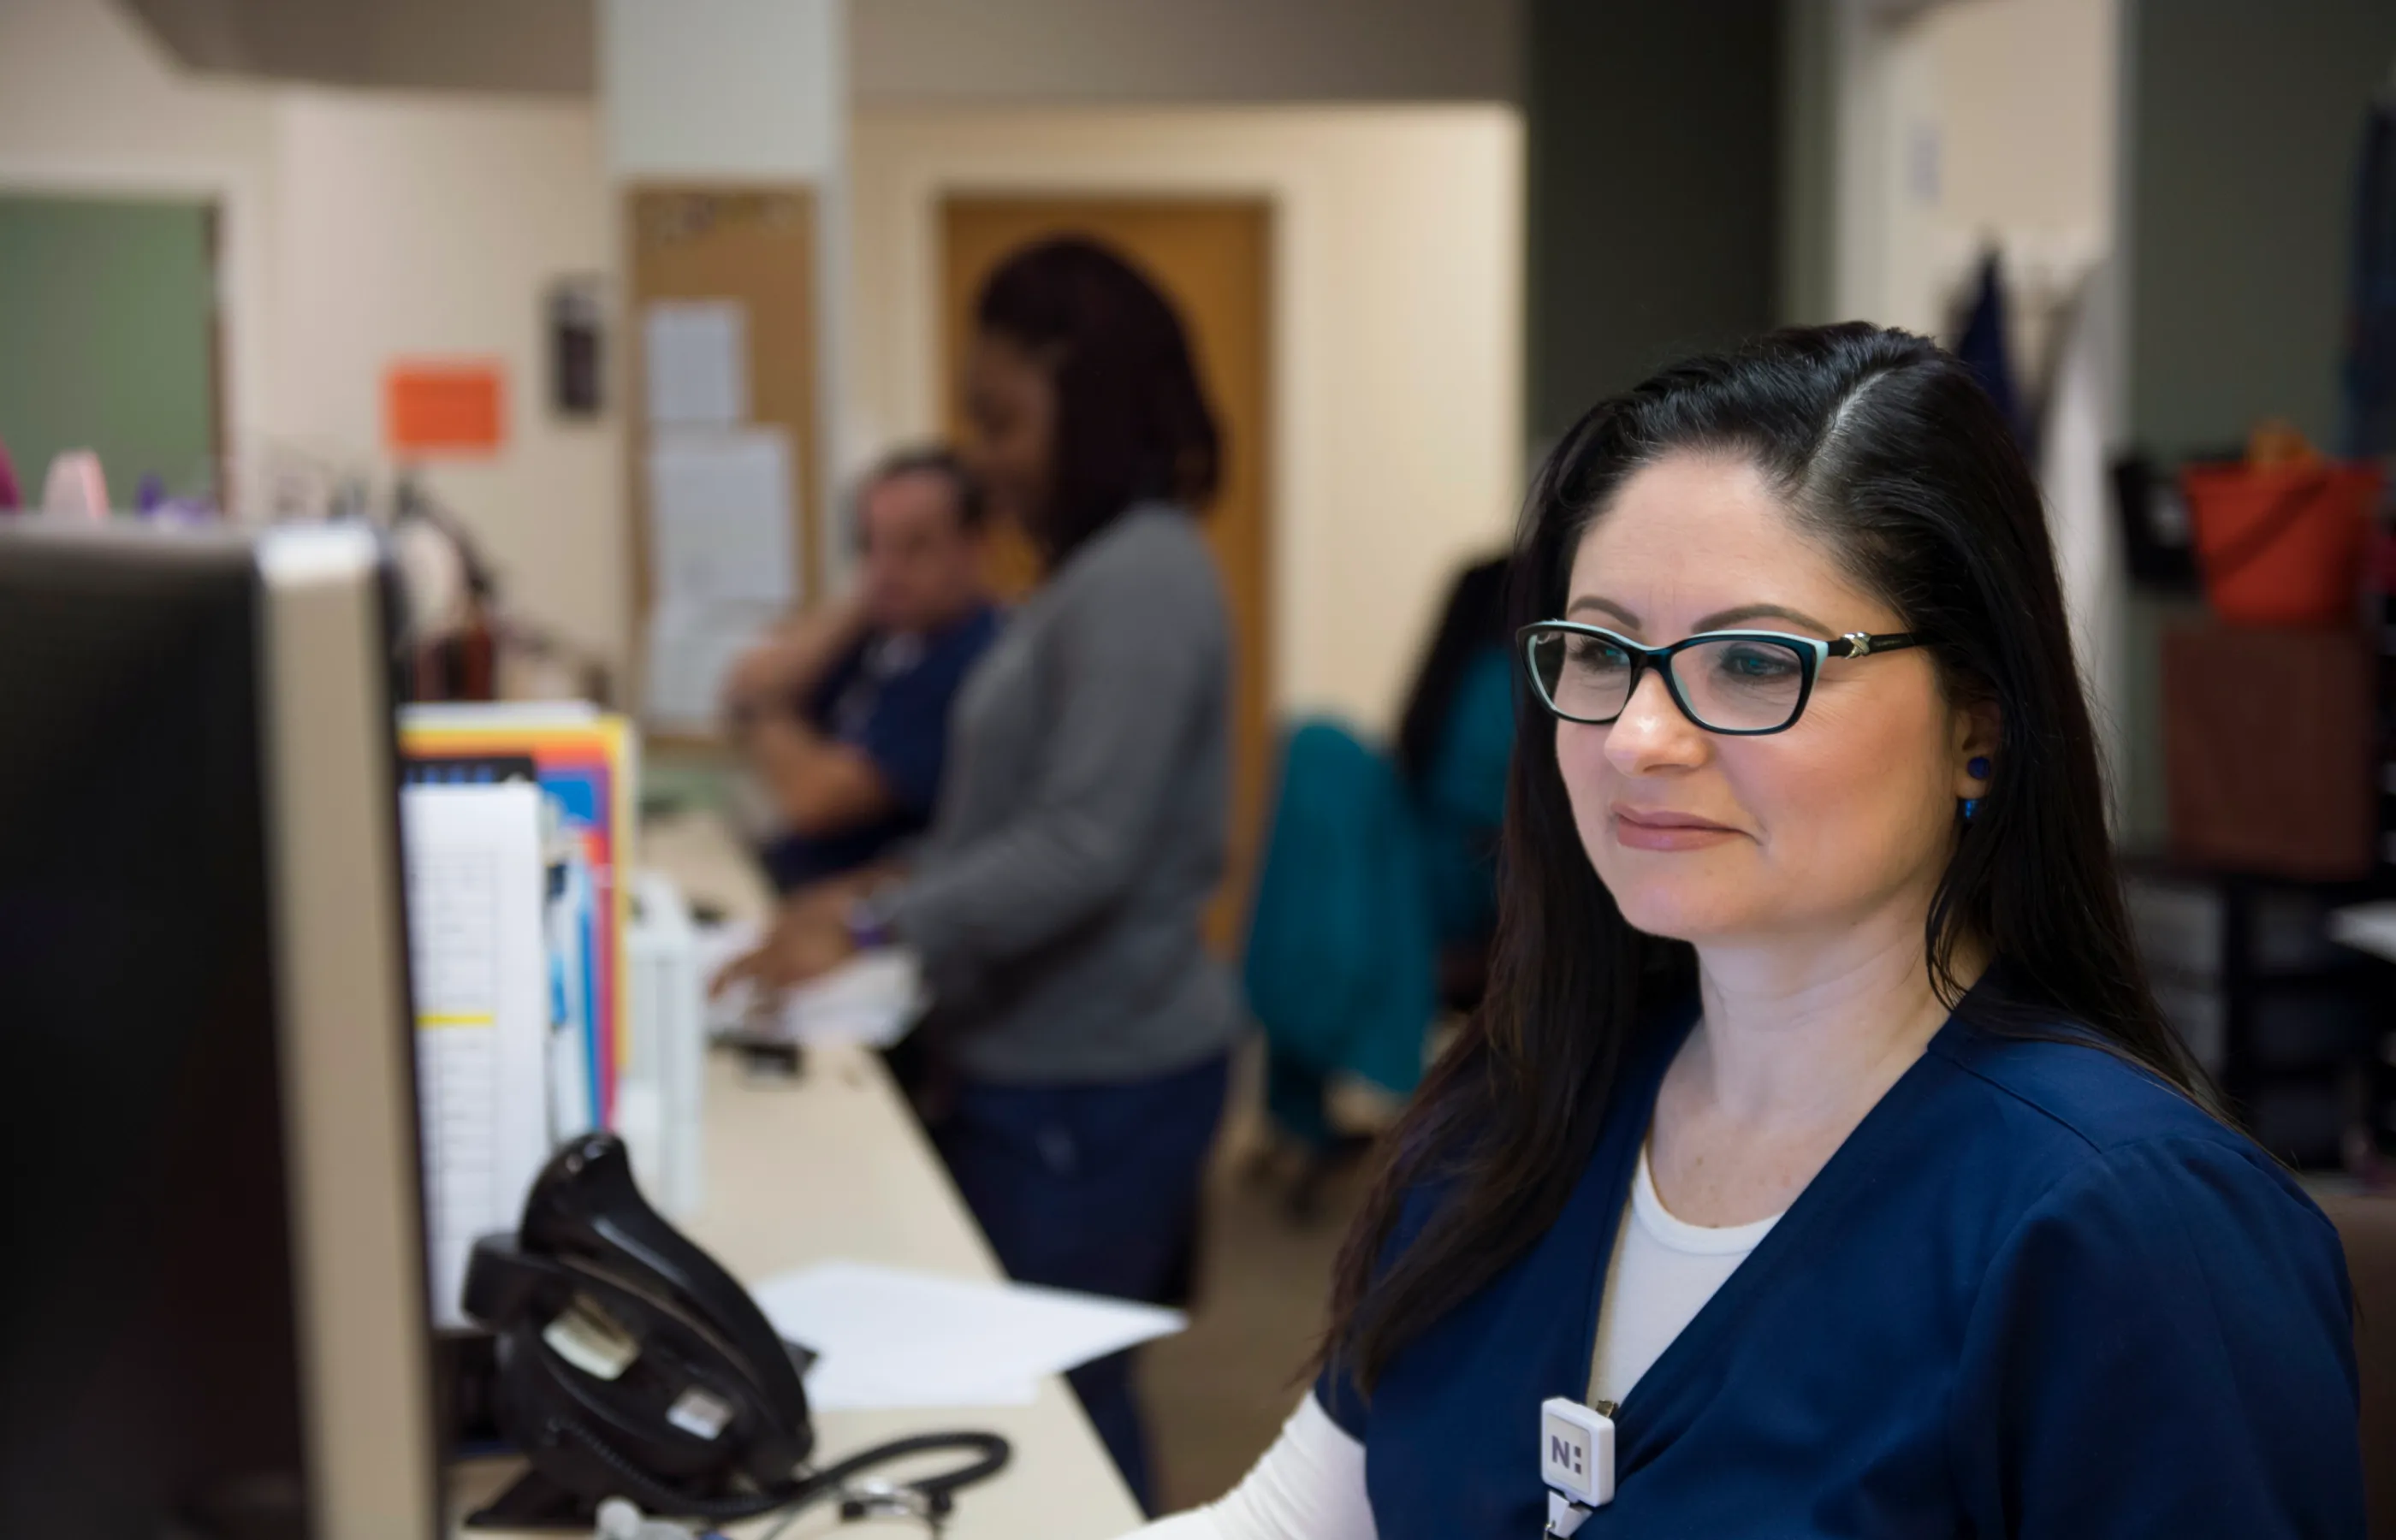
left=1527, top=629, right=1809, bottom=732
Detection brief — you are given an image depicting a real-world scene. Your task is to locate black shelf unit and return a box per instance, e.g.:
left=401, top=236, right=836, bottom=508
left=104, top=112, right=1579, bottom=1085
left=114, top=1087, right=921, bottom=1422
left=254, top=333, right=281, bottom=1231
left=2125, top=859, right=2393, bottom=1170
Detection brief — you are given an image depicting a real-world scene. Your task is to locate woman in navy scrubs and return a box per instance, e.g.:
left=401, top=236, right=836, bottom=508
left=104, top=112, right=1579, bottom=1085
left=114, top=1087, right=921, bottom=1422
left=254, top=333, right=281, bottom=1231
left=1135, top=324, right=2364, bottom=1538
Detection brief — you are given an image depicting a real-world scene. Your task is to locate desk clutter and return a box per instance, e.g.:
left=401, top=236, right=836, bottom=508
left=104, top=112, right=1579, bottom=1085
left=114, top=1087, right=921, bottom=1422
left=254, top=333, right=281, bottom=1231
left=459, top=1130, right=1020, bottom=1534
left=398, top=703, right=668, bottom=1329
left=392, top=702, right=1159, bottom=1532
left=443, top=1044, right=1155, bottom=1539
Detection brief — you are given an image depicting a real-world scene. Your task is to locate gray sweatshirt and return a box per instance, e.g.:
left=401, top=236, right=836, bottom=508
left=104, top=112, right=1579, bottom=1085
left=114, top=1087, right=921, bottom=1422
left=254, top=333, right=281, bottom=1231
left=888, top=505, right=1242, bottom=1084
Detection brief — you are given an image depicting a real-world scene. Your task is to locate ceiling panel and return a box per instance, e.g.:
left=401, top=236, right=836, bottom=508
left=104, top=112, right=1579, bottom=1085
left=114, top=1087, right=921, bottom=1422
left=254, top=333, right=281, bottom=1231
left=121, top=0, right=595, bottom=94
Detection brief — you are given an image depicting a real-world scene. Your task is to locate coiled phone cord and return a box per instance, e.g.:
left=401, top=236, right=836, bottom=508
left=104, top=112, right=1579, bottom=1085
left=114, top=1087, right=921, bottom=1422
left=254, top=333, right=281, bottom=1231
left=557, top=1419, right=1011, bottom=1535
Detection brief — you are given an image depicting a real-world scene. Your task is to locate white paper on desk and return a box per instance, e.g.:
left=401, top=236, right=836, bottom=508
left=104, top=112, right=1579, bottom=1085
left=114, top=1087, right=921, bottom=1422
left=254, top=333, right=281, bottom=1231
left=779, top=951, right=928, bottom=1047
left=401, top=783, right=552, bottom=1329
left=647, top=428, right=797, bottom=607
left=698, top=923, right=929, bottom=1050
left=643, top=595, right=783, bottom=732
left=752, top=1262, right=1187, bottom=1411
left=644, top=299, right=748, bottom=428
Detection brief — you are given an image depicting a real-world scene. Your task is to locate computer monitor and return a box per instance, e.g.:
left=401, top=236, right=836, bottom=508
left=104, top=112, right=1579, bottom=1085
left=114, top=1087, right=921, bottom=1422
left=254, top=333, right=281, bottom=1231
left=0, top=519, right=442, bottom=1539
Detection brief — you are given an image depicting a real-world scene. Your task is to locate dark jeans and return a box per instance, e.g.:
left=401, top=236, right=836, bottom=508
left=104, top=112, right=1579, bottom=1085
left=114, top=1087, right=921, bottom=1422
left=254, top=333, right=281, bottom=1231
left=1266, top=1044, right=1337, bottom=1153
left=931, top=1052, right=1231, bottom=1514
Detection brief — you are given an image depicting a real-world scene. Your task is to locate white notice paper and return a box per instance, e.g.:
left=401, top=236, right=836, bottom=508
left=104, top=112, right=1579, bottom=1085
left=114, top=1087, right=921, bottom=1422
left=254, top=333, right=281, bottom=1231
left=643, top=299, right=748, bottom=428
left=402, top=782, right=553, bottom=1329
left=647, top=428, right=798, bottom=607
left=643, top=595, right=786, bottom=733
left=750, top=1261, right=1187, bottom=1411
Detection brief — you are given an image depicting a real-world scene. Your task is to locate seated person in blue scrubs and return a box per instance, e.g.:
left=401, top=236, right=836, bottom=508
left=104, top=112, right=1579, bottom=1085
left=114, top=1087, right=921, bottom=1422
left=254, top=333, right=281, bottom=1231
left=726, top=447, right=999, bottom=895
left=1130, top=325, right=2365, bottom=1538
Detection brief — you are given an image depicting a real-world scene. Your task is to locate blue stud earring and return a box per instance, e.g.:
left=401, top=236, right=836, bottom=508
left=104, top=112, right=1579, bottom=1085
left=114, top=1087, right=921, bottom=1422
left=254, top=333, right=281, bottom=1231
left=1963, top=756, right=1991, bottom=821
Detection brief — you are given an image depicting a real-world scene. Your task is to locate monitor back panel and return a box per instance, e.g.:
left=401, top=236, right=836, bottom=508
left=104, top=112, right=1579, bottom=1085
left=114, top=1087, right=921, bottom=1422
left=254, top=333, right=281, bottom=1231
left=0, top=530, right=315, bottom=1534
left=0, top=523, right=440, bottom=1540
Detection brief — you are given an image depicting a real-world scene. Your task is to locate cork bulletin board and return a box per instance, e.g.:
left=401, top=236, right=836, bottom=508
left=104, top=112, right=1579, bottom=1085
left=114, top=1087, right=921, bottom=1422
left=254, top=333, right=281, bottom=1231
left=625, top=185, right=820, bottom=739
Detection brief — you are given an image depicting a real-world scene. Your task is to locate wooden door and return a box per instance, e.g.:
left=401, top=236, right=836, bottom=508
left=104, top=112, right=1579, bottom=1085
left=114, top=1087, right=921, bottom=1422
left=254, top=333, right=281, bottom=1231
left=941, top=197, right=1272, bottom=952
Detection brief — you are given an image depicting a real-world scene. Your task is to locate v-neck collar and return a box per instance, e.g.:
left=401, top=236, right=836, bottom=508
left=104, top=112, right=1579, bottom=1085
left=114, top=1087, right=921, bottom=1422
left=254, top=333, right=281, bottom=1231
left=1567, top=975, right=1993, bottom=1476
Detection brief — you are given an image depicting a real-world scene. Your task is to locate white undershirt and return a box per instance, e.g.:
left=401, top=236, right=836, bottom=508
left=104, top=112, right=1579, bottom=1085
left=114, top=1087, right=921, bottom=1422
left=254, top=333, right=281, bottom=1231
left=1124, top=1147, right=1782, bottom=1540
left=1589, top=1144, right=1782, bottom=1406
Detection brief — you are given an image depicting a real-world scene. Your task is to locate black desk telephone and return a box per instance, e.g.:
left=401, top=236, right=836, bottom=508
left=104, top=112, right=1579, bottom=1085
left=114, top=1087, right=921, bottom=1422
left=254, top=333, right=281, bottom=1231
left=463, top=1134, right=1007, bottom=1531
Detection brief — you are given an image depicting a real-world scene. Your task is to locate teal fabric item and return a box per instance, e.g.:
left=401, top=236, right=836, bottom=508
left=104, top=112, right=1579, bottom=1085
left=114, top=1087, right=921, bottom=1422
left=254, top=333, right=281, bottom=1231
left=1242, top=721, right=1437, bottom=1096
left=1414, top=648, right=1512, bottom=946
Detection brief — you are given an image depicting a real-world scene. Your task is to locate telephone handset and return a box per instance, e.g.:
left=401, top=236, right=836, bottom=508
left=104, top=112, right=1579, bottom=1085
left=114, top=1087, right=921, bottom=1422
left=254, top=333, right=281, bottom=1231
left=464, top=1134, right=1006, bottom=1531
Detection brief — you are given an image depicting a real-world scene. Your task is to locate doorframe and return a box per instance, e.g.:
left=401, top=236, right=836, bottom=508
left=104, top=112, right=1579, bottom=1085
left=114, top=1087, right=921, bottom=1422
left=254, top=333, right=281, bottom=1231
left=0, top=154, right=266, bottom=514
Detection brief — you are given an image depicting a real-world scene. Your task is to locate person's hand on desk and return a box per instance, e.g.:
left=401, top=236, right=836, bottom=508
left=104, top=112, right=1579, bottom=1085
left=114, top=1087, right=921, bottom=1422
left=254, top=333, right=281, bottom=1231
left=712, top=904, right=858, bottom=994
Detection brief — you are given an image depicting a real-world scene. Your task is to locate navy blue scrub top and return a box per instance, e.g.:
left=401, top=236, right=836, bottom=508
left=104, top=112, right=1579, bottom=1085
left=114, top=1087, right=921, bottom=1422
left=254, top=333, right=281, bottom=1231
left=1319, top=974, right=2364, bottom=1537
left=762, top=603, right=1000, bottom=892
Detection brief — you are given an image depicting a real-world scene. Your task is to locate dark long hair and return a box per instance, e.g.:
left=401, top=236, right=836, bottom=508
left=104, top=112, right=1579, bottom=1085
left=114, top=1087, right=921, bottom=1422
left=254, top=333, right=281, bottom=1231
left=1324, top=323, right=2215, bottom=1395
left=973, top=235, right=1222, bottom=564
left=1394, top=554, right=1512, bottom=787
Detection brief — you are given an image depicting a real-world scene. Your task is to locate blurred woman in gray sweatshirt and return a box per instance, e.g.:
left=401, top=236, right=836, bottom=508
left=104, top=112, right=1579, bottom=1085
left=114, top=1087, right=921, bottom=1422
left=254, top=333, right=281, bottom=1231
left=732, top=236, right=1238, bottom=1511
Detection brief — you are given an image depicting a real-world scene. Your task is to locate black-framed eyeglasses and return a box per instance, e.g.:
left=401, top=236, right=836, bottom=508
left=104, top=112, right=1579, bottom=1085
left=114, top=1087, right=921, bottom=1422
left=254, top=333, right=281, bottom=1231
left=1519, top=621, right=1925, bottom=736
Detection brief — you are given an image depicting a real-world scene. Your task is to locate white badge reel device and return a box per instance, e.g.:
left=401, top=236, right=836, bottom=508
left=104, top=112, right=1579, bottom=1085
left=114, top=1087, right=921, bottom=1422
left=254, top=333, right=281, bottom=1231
left=1539, top=1397, right=1615, bottom=1537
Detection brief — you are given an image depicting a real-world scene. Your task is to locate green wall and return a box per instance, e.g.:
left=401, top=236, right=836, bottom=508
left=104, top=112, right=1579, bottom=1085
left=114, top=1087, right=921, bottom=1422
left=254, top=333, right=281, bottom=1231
left=0, top=195, right=218, bottom=505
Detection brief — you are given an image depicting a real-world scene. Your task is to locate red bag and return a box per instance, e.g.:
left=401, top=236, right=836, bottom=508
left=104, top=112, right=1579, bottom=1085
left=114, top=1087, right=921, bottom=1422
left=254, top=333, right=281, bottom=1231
left=2181, top=461, right=2378, bottom=627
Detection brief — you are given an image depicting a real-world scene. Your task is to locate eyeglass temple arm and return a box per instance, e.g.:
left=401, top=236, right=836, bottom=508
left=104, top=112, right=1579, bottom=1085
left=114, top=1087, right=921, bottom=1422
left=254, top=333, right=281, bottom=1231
left=1827, top=631, right=1920, bottom=659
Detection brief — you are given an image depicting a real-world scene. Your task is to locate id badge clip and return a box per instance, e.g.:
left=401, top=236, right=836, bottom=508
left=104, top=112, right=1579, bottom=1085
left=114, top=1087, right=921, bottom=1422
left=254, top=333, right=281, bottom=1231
left=1539, top=1396, right=1615, bottom=1537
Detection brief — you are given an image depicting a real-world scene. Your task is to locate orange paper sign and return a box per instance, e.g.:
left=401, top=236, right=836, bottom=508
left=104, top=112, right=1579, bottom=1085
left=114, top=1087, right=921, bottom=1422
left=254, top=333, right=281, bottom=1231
left=387, top=362, right=504, bottom=454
